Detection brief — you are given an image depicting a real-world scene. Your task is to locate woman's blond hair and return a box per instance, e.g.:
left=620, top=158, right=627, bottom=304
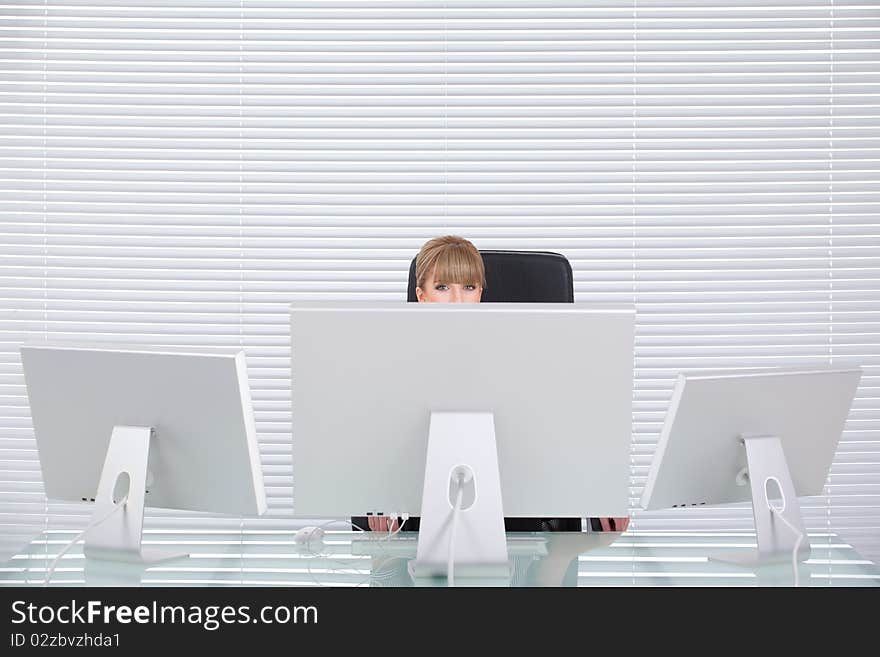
left=415, top=235, right=486, bottom=290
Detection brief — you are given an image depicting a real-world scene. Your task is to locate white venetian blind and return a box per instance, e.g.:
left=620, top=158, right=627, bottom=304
left=1, top=0, right=878, bottom=566
left=629, top=0, right=880, bottom=564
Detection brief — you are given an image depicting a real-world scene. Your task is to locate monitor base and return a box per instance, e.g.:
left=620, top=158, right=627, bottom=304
left=710, top=434, right=811, bottom=567
left=408, top=562, right=513, bottom=581
left=411, top=412, right=509, bottom=583
left=82, top=425, right=189, bottom=565
left=709, top=547, right=809, bottom=567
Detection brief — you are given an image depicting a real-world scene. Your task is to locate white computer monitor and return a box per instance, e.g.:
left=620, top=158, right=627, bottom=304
left=291, top=302, right=634, bottom=578
left=640, top=367, right=861, bottom=566
left=20, top=343, right=267, bottom=564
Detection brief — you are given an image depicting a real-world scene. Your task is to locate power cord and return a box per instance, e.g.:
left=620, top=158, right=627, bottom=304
left=448, top=472, right=466, bottom=587
left=301, top=516, right=412, bottom=587
left=764, top=476, right=805, bottom=587
left=44, top=494, right=130, bottom=587
left=379, top=513, right=410, bottom=545
left=302, top=517, right=368, bottom=587
left=363, top=513, right=411, bottom=587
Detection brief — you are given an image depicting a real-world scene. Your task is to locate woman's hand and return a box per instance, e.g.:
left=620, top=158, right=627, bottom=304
left=598, top=517, right=630, bottom=532
left=367, top=516, right=399, bottom=532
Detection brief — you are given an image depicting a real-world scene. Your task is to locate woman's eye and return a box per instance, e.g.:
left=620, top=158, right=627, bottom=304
left=435, top=284, right=448, bottom=291
left=464, top=285, right=476, bottom=291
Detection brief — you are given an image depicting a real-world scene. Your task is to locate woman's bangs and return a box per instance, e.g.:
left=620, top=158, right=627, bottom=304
left=433, top=249, right=482, bottom=285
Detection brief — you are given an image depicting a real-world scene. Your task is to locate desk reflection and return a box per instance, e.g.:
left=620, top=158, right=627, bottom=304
left=2, top=529, right=876, bottom=587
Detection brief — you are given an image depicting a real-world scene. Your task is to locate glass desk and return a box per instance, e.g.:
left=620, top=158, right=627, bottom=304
left=1, top=529, right=877, bottom=587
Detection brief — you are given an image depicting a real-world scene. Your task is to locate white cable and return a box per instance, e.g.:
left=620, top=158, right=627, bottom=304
left=448, top=473, right=465, bottom=587
left=379, top=513, right=409, bottom=545
left=314, top=516, right=368, bottom=535
left=302, top=517, right=410, bottom=588
left=301, top=513, right=417, bottom=587
left=355, top=514, right=411, bottom=587
left=764, top=476, right=805, bottom=587
left=769, top=506, right=804, bottom=587
left=303, top=517, right=366, bottom=588
left=44, top=494, right=129, bottom=587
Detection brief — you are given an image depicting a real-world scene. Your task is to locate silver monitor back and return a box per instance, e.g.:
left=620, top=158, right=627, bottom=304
left=291, top=302, right=634, bottom=518
left=21, top=343, right=267, bottom=517
left=640, top=367, right=862, bottom=511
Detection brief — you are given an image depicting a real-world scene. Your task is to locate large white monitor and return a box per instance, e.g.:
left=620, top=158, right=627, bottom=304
left=21, top=343, right=267, bottom=565
left=291, top=302, right=634, bottom=578
left=640, top=367, right=861, bottom=567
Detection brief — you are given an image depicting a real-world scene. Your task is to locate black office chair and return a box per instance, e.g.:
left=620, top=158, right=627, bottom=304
left=407, top=250, right=574, bottom=303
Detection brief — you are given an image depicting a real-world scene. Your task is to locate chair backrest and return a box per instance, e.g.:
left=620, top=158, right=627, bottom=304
left=407, top=250, right=574, bottom=303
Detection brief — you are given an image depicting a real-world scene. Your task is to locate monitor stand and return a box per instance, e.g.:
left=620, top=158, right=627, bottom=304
left=710, top=434, right=811, bottom=566
left=83, top=425, right=187, bottom=565
left=408, top=412, right=511, bottom=582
